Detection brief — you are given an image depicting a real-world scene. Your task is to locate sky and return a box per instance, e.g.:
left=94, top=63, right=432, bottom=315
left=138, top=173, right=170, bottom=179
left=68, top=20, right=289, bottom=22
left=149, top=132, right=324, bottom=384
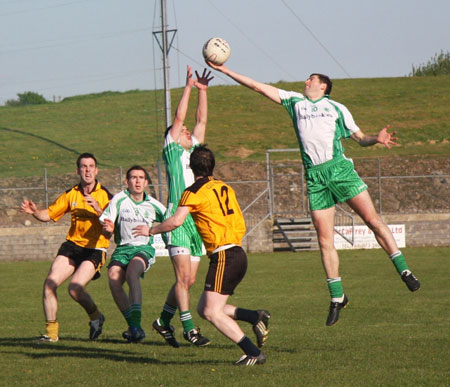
left=1, top=0, right=449, bottom=105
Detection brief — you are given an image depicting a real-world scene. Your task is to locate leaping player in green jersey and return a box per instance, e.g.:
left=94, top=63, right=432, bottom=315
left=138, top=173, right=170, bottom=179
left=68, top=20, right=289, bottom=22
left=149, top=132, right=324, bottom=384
left=207, top=62, right=420, bottom=327
left=152, top=66, right=214, bottom=347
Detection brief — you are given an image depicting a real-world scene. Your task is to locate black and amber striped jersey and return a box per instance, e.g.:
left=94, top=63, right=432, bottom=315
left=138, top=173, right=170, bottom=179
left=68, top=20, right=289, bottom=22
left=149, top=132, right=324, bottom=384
left=48, top=181, right=112, bottom=249
left=179, top=177, right=246, bottom=255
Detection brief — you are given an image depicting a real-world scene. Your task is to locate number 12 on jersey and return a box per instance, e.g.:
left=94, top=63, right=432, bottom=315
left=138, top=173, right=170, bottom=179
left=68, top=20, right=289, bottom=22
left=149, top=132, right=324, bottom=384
left=212, top=186, right=234, bottom=216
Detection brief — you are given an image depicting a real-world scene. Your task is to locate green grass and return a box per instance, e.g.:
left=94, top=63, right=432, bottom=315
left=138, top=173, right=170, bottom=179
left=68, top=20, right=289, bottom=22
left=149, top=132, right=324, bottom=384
left=1, top=247, right=449, bottom=386
left=0, top=76, right=449, bottom=177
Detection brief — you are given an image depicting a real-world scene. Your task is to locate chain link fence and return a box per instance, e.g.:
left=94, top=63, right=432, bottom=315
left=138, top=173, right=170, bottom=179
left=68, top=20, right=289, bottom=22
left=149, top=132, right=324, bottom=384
left=1, top=155, right=449, bottom=230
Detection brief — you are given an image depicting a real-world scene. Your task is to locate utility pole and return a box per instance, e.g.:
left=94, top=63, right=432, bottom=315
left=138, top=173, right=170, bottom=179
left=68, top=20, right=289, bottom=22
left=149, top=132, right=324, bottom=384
left=153, top=0, right=177, bottom=128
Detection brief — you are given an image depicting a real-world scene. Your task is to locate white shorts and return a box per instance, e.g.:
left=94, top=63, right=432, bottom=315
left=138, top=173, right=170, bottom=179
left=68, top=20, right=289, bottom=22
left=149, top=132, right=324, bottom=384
left=168, top=246, right=201, bottom=262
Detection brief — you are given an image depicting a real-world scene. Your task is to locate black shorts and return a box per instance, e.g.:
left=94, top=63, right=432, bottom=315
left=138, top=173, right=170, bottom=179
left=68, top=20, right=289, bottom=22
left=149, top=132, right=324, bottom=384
left=57, top=241, right=106, bottom=276
left=204, top=246, right=247, bottom=295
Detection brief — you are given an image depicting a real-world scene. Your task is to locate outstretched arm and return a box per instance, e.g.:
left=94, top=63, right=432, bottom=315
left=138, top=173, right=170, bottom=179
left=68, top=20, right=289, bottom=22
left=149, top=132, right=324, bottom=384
left=351, top=125, right=399, bottom=148
left=169, top=66, right=196, bottom=141
left=132, top=206, right=190, bottom=237
left=192, top=68, right=214, bottom=143
left=207, top=62, right=281, bottom=104
left=20, top=199, right=51, bottom=222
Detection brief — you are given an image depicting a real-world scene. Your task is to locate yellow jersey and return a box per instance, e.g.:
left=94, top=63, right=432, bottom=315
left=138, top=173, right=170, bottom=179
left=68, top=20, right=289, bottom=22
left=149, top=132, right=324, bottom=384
left=48, top=181, right=112, bottom=249
left=179, top=177, right=246, bottom=255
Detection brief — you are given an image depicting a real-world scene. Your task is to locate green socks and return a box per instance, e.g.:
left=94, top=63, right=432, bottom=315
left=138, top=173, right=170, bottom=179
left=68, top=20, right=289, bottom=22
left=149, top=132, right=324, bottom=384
left=161, top=304, right=195, bottom=333
left=327, top=277, right=344, bottom=302
left=390, top=251, right=409, bottom=274
left=180, top=310, right=195, bottom=333
left=160, top=303, right=177, bottom=327
left=122, top=304, right=142, bottom=329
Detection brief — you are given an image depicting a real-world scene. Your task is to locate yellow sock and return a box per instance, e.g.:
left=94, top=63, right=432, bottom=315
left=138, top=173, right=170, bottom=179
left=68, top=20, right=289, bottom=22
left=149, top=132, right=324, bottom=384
left=45, top=320, right=59, bottom=340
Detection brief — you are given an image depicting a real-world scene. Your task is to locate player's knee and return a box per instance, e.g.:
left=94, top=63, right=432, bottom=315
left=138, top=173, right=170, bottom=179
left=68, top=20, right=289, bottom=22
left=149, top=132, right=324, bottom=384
left=68, top=282, right=83, bottom=300
left=198, top=304, right=215, bottom=322
left=317, top=236, right=334, bottom=251
left=188, top=275, right=197, bottom=288
left=176, top=274, right=191, bottom=289
left=43, top=277, right=58, bottom=293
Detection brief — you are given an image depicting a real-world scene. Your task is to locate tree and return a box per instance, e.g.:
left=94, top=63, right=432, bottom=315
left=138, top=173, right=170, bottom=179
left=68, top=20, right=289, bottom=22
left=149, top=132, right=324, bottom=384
left=5, top=91, right=48, bottom=106
left=410, top=50, right=450, bottom=76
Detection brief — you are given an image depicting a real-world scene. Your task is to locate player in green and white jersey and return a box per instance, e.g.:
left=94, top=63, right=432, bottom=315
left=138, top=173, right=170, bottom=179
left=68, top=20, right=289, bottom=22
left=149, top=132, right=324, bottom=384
left=152, top=66, right=214, bottom=348
left=100, top=165, right=166, bottom=343
left=208, top=62, right=420, bottom=327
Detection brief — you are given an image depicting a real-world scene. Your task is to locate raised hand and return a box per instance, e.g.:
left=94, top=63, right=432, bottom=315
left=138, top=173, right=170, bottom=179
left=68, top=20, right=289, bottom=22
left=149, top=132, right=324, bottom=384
left=186, top=65, right=195, bottom=87
left=194, top=68, right=214, bottom=90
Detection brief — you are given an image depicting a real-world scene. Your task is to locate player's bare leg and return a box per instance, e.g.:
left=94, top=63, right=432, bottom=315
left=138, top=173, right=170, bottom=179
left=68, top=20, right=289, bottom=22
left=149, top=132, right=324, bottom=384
left=43, top=255, right=75, bottom=321
left=153, top=253, right=209, bottom=347
left=108, top=266, right=128, bottom=311
left=347, top=190, right=420, bottom=291
left=198, top=291, right=265, bottom=365
left=311, top=207, right=348, bottom=326
left=311, top=207, right=339, bottom=278
left=347, top=191, right=397, bottom=252
left=69, top=260, right=104, bottom=339
left=40, top=255, right=75, bottom=341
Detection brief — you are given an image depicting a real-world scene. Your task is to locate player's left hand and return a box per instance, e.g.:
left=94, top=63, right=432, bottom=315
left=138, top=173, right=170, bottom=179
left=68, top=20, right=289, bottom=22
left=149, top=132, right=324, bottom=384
left=132, top=225, right=151, bottom=237
left=377, top=125, right=399, bottom=149
left=195, top=68, right=214, bottom=89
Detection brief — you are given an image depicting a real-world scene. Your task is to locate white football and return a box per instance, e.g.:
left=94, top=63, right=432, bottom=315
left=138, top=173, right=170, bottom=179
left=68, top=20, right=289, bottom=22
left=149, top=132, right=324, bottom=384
left=202, top=37, right=230, bottom=65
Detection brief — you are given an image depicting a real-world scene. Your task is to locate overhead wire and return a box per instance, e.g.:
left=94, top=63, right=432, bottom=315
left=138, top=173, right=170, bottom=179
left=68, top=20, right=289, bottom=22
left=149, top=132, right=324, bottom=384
left=1, top=27, right=153, bottom=55
left=279, top=0, right=351, bottom=78
left=0, top=0, right=91, bottom=17
left=207, top=0, right=297, bottom=81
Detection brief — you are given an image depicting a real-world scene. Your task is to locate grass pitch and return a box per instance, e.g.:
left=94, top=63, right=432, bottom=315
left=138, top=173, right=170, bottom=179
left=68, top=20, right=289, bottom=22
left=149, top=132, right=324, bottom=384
left=0, top=247, right=449, bottom=386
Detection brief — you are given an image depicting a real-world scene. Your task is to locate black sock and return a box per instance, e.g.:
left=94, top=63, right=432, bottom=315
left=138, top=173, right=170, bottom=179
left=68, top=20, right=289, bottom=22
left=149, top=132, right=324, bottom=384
left=235, top=308, right=258, bottom=324
left=237, top=336, right=260, bottom=357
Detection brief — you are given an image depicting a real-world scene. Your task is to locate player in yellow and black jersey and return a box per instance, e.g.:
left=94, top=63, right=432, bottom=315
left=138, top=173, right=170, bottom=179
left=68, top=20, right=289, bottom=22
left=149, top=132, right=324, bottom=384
left=21, top=153, right=112, bottom=343
left=135, top=145, right=270, bottom=366
left=177, top=175, right=246, bottom=257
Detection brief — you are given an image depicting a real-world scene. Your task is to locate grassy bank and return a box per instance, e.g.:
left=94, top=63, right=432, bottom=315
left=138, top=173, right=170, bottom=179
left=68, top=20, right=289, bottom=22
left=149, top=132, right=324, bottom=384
left=1, top=76, right=449, bottom=178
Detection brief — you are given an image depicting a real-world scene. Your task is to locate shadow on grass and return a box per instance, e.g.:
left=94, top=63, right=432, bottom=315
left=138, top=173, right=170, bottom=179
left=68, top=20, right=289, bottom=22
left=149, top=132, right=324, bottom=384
left=0, top=336, right=232, bottom=365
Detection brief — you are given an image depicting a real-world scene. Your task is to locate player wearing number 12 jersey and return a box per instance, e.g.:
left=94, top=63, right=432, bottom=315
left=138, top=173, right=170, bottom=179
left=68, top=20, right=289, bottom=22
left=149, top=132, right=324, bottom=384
left=146, top=145, right=270, bottom=366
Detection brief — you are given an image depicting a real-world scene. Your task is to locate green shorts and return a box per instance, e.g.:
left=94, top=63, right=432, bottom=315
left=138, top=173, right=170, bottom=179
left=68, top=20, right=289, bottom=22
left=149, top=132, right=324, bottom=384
left=109, top=245, right=156, bottom=273
left=163, top=204, right=204, bottom=257
left=306, top=156, right=367, bottom=211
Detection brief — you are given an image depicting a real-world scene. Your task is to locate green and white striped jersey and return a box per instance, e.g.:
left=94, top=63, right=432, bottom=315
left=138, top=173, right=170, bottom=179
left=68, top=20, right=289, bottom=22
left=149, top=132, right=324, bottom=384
left=278, top=89, right=361, bottom=169
left=163, top=132, right=200, bottom=207
left=100, top=190, right=166, bottom=247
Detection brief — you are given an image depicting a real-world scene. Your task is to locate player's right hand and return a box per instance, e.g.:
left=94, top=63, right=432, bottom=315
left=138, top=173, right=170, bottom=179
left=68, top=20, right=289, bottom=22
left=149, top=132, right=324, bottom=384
left=20, top=199, right=37, bottom=215
left=102, top=219, right=114, bottom=233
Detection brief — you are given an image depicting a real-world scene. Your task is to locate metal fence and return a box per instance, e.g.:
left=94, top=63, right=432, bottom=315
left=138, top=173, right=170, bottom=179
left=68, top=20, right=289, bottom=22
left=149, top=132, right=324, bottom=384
left=1, top=153, right=449, bottom=231
left=266, top=149, right=450, bottom=216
